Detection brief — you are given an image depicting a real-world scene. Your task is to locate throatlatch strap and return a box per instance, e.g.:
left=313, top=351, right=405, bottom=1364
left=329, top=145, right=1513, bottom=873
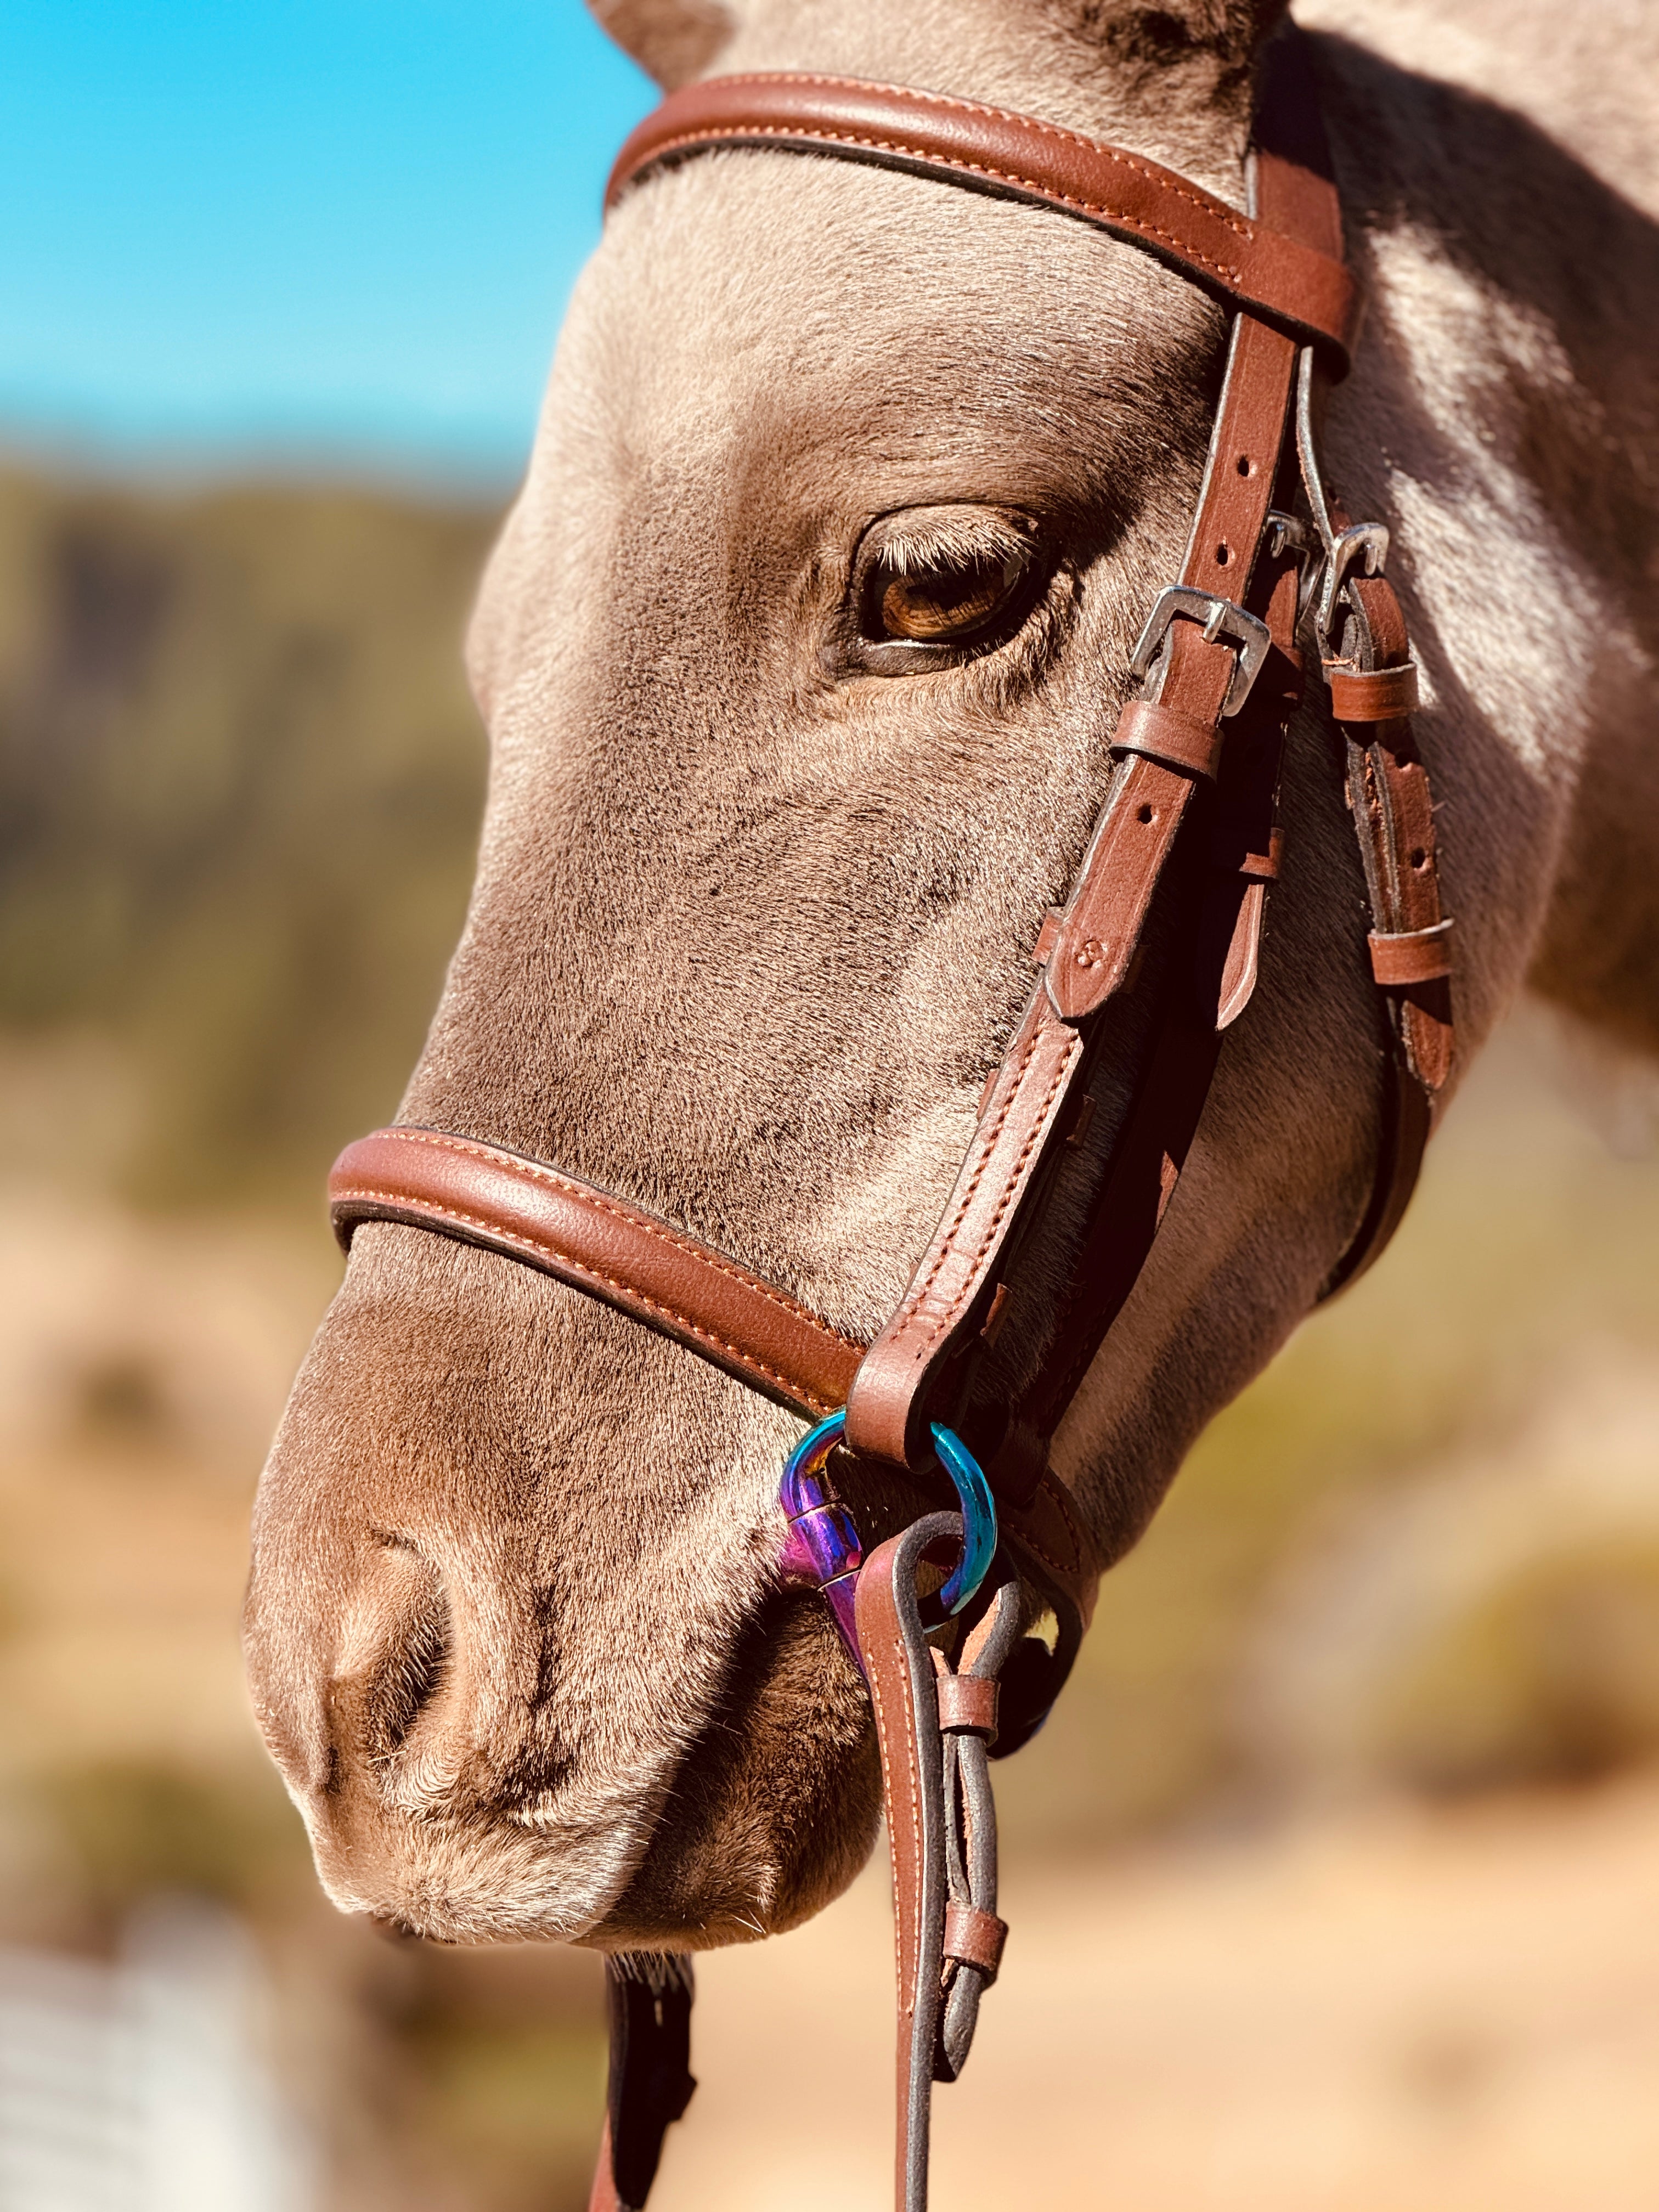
left=1313, top=515, right=1454, bottom=1297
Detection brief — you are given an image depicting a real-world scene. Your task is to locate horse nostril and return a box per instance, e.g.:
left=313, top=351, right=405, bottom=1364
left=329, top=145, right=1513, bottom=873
left=359, top=1534, right=452, bottom=1762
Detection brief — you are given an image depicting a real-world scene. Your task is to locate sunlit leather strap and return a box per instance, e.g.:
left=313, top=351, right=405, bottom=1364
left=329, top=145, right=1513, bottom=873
left=330, top=1124, right=864, bottom=1417
left=607, top=72, right=1358, bottom=368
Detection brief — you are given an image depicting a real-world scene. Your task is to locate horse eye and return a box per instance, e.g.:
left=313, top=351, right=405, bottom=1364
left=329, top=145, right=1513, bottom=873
left=866, top=549, right=1030, bottom=645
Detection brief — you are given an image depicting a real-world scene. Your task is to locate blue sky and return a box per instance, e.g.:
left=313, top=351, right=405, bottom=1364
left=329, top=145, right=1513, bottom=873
left=0, top=2, right=656, bottom=488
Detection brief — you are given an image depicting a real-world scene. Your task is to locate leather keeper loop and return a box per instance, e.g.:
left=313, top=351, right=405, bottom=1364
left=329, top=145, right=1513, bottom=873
left=1368, top=918, right=1454, bottom=985
left=943, top=1904, right=1008, bottom=1983
left=1326, top=659, right=1420, bottom=723
left=935, top=1675, right=1000, bottom=1740
left=1227, top=826, right=1283, bottom=881
left=1112, top=698, right=1224, bottom=780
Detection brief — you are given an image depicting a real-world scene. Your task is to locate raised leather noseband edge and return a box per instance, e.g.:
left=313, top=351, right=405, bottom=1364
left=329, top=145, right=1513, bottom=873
left=606, top=72, right=1358, bottom=371
left=330, top=1125, right=864, bottom=1419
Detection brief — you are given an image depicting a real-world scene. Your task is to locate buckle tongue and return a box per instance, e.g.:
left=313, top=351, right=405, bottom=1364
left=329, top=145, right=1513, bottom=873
left=1128, top=584, right=1272, bottom=717
left=1316, top=521, right=1390, bottom=648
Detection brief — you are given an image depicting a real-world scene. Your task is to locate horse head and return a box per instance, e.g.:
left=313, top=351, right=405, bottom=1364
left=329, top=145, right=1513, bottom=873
left=244, top=0, right=1513, bottom=1953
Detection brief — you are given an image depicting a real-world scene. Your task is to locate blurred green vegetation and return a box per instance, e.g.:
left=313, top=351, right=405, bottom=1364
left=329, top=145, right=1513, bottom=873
left=40, top=1757, right=312, bottom=1929
left=0, top=461, right=493, bottom=1204
left=1002, top=1031, right=1659, bottom=1848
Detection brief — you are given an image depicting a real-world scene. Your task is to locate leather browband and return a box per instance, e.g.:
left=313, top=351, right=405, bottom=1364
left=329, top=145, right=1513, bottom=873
left=606, top=72, right=1359, bottom=371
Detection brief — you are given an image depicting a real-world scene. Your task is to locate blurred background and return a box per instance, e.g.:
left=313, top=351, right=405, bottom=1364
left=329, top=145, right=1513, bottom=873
left=3, top=7, right=1657, bottom=2209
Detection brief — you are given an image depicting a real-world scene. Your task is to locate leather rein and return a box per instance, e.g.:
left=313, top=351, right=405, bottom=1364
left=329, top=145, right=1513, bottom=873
left=328, top=43, right=1454, bottom=2212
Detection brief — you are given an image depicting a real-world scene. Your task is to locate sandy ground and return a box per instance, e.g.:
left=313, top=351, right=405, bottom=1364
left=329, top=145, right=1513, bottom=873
left=0, top=1188, right=334, bottom=1778
left=662, top=1779, right=1659, bottom=2212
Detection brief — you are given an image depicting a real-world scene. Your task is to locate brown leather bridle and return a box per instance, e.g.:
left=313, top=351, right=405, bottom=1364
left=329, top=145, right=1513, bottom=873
left=328, top=33, right=1454, bottom=2212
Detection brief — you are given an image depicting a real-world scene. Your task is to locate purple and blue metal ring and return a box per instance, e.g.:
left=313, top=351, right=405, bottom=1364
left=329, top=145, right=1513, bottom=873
left=778, top=1409, right=998, bottom=1669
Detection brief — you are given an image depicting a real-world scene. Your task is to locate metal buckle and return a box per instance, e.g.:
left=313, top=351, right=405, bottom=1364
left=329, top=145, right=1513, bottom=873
left=1264, top=509, right=1324, bottom=629
left=1263, top=509, right=1310, bottom=562
left=1295, top=350, right=1396, bottom=651
left=1316, top=522, right=1390, bottom=648
left=1128, top=585, right=1272, bottom=718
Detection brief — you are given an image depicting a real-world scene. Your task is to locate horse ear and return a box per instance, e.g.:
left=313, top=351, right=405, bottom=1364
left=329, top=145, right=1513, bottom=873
left=586, top=0, right=736, bottom=89
left=1052, top=0, right=1292, bottom=102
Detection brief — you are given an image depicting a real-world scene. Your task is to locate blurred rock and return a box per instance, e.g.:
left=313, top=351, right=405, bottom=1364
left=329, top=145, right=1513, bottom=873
left=1237, top=1348, right=1659, bottom=1800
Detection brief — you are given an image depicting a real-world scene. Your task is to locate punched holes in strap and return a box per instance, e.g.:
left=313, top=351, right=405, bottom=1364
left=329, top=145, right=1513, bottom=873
left=1368, top=918, right=1454, bottom=986
left=1327, top=659, right=1421, bottom=723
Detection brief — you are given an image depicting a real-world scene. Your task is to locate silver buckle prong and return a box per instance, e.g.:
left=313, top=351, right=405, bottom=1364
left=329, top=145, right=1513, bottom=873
left=1264, top=509, right=1325, bottom=627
